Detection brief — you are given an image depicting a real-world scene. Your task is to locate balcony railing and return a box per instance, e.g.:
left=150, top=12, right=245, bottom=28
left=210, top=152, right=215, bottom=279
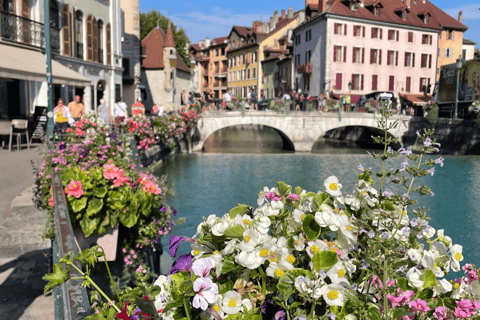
left=76, top=42, right=83, bottom=59
left=0, top=10, right=59, bottom=51
left=98, top=48, right=104, bottom=64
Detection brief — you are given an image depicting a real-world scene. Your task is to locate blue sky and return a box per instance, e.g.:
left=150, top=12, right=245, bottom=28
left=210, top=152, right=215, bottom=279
left=140, top=0, right=480, bottom=47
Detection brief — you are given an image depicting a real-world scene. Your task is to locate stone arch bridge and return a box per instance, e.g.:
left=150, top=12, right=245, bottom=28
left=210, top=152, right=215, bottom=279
left=193, top=111, right=413, bottom=152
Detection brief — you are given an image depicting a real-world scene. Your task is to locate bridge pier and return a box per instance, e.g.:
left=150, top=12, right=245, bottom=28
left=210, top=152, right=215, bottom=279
left=293, top=141, right=315, bottom=152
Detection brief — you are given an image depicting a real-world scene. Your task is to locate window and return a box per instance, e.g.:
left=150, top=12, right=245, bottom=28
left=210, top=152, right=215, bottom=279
left=387, top=50, right=398, bottom=66
left=423, top=15, right=428, bottom=24
left=387, top=29, right=399, bottom=41
left=336, top=73, right=343, bottom=90
left=333, top=45, right=346, bottom=62
left=247, top=69, right=250, bottom=79
left=62, top=5, right=71, bottom=56
left=407, top=32, right=414, bottom=43
left=406, top=76, right=411, bottom=92
left=374, top=6, right=381, bottom=16
left=295, top=34, right=301, bottom=45
left=462, top=49, right=467, bottom=59
left=334, top=23, right=346, bottom=35
left=106, top=23, right=111, bottom=65
left=304, top=75, right=310, bottom=91
left=98, top=21, right=103, bottom=63
left=253, top=67, right=256, bottom=78
left=351, top=74, right=364, bottom=90
left=371, top=27, right=382, bottom=39
left=306, top=50, right=312, bottom=63
left=421, top=34, right=432, bottom=45
left=352, top=47, right=364, bottom=63
left=75, top=11, right=83, bottom=59
left=445, top=48, right=453, bottom=58
left=215, top=48, right=219, bottom=57
left=420, top=54, right=432, bottom=68
left=446, top=30, right=455, bottom=40
left=221, top=47, right=225, bottom=56
left=404, top=52, right=415, bottom=67
left=306, top=29, right=312, bottom=42
left=419, top=77, right=429, bottom=93
left=389, top=75, right=395, bottom=91
left=372, top=74, right=378, bottom=90
left=295, top=54, right=301, bottom=66
left=401, top=11, right=406, bottom=20
left=253, top=52, right=257, bottom=63
left=353, top=25, right=364, bottom=37
left=370, top=48, right=380, bottom=64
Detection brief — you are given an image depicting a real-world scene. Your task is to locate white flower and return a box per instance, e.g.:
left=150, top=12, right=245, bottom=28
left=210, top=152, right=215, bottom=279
left=407, top=249, right=423, bottom=262
left=210, top=251, right=224, bottom=276
left=234, top=214, right=252, bottom=227
left=191, top=241, right=214, bottom=258
left=254, top=216, right=271, bottom=234
left=324, top=176, right=342, bottom=197
left=257, top=187, right=275, bottom=206
left=222, top=239, right=239, bottom=255
left=327, top=262, right=350, bottom=286
left=271, top=200, right=284, bottom=210
left=266, top=261, right=293, bottom=278
left=306, top=239, right=328, bottom=258
left=153, top=275, right=170, bottom=311
left=344, top=195, right=360, bottom=211
left=222, top=291, right=243, bottom=314
left=292, top=235, right=305, bottom=251
left=437, top=229, right=452, bottom=246
left=449, top=244, right=463, bottom=272
left=212, top=217, right=231, bottom=237
left=421, top=250, right=444, bottom=278
left=295, top=275, right=312, bottom=294
left=242, top=299, right=253, bottom=311
left=345, top=315, right=358, bottom=320
left=292, top=209, right=307, bottom=225
left=406, top=267, right=425, bottom=288
left=433, top=279, right=452, bottom=296
left=239, top=229, right=260, bottom=253
left=320, top=284, right=346, bottom=306
left=205, top=214, right=218, bottom=227
left=315, top=204, right=340, bottom=231
left=235, top=251, right=263, bottom=269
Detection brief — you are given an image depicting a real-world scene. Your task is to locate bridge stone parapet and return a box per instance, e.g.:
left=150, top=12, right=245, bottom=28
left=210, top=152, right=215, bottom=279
left=194, top=111, right=412, bottom=152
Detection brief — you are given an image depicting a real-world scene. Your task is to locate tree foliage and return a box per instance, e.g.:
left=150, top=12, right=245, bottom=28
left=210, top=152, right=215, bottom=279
left=140, top=10, right=189, bottom=63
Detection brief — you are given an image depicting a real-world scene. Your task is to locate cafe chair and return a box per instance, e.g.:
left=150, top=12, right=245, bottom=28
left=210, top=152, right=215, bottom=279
left=9, top=119, right=30, bottom=152
left=0, top=120, right=11, bottom=149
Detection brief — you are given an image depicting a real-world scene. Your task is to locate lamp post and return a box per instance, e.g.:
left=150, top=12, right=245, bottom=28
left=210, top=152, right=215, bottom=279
left=190, top=57, right=196, bottom=108
left=169, top=52, right=177, bottom=112
left=454, top=56, right=465, bottom=119
left=44, top=0, right=54, bottom=141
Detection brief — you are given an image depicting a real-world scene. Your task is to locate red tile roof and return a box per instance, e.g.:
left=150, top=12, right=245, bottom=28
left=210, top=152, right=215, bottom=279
left=175, top=53, right=191, bottom=73
left=318, top=0, right=467, bottom=31
left=164, top=25, right=176, bottom=47
left=190, top=43, right=201, bottom=51
left=211, top=36, right=228, bottom=46
left=231, top=26, right=252, bottom=38
left=142, top=27, right=165, bottom=69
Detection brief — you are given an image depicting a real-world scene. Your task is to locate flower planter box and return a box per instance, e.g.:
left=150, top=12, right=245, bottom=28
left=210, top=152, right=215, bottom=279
left=74, top=225, right=119, bottom=261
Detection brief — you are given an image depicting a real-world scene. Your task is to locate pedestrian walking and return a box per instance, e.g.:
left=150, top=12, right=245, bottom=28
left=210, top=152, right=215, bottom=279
left=54, top=98, right=74, bottom=133
left=97, top=99, right=113, bottom=128
left=250, top=88, right=258, bottom=111
left=132, top=97, right=145, bottom=116
left=68, top=95, right=84, bottom=121
left=345, top=93, right=351, bottom=112
left=223, top=89, right=232, bottom=111
left=302, top=90, right=310, bottom=111
left=114, top=97, right=128, bottom=130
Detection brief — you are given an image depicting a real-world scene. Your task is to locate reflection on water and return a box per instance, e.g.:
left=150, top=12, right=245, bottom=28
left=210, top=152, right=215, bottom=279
left=156, top=153, right=480, bottom=277
left=312, top=138, right=383, bottom=154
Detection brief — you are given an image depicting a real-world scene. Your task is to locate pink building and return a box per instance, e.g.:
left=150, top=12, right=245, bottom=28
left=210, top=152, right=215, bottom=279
left=293, top=0, right=449, bottom=103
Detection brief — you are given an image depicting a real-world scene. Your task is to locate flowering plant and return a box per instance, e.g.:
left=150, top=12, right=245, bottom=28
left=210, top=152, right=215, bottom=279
left=121, top=115, right=156, bottom=153
left=152, top=112, right=199, bottom=144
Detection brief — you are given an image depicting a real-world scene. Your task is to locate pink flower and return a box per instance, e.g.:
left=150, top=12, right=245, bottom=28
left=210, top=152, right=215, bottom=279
left=103, top=164, right=118, bottom=180
left=272, top=196, right=282, bottom=201
left=454, top=307, right=472, bottom=319
left=457, top=300, right=473, bottom=309
left=434, top=306, right=450, bottom=320
left=75, top=121, right=83, bottom=128
left=122, top=248, right=127, bottom=253
left=81, top=118, right=89, bottom=124
left=410, top=299, right=430, bottom=314
left=65, top=180, right=84, bottom=198
left=387, top=293, right=403, bottom=308
left=75, top=128, right=85, bottom=136
left=287, top=194, right=299, bottom=202
left=266, top=192, right=275, bottom=199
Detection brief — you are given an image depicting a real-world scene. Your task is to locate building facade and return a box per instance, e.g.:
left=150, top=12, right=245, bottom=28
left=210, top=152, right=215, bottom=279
left=462, top=38, right=476, bottom=61
left=121, top=0, right=141, bottom=108
left=292, top=0, right=452, bottom=101
left=55, top=0, right=124, bottom=112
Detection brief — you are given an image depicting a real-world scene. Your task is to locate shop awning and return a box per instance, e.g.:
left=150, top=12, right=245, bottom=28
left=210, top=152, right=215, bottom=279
left=0, top=43, right=91, bottom=87
left=399, top=94, right=432, bottom=106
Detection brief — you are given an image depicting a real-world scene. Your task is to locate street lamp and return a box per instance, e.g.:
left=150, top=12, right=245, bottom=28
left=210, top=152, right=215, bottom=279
left=454, top=56, right=465, bottom=119
left=169, top=52, right=177, bottom=112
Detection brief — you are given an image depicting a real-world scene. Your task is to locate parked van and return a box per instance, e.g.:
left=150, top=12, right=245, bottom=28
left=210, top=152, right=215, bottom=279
left=356, top=91, right=397, bottom=110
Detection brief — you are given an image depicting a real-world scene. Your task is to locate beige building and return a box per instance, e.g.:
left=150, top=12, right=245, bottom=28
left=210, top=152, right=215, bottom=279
left=141, top=26, right=192, bottom=111
left=462, top=38, right=476, bottom=61
left=121, top=0, right=141, bottom=108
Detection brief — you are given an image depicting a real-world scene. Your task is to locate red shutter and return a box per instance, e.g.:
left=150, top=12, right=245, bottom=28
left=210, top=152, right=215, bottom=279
left=406, top=76, right=411, bottom=92
left=388, top=30, right=392, bottom=40
left=395, top=51, right=398, bottom=66
left=419, top=79, right=423, bottom=92
left=379, top=49, right=382, bottom=65
left=363, top=26, right=366, bottom=38
left=396, top=31, right=399, bottom=41
left=361, top=74, right=364, bottom=90
left=106, top=23, right=111, bottom=65
left=354, top=26, right=358, bottom=37
left=412, top=53, right=415, bottom=67
left=352, top=74, right=355, bottom=89
left=336, top=73, right=342, bottom=90
left=362, top=48, right=365, bottom=63
left=428, top=54, right=432, bottom=69
left=380, top=29, right=383, bottom=39
left=87, top=15, right=93, bottom=61
left=344, top=24, right=347, bottom=35
left=430, top=35, right=432, bottom=45
left=343, top=46, right=347, bottom=62
left=387, top=51, right=391, bottom=65
left=370, top=49, right=374, bottom=64
left=352, top=47, right=356, bottom=63
left=389, top=75, right=394, bottom=91
left=422, top=35, right=425, bottom=44
left=428, top=77, right=431, bottom=89
left=404, top=52, right=408, bottom=67
left=334, top=46, right=338, bottom=62
left=371, top=28, right=375, bottom=38
left=62, top=5, right=70, bottom=56
left=334, top=23, right=339, bottom=34
left=372, top=74, right=378, bottom=90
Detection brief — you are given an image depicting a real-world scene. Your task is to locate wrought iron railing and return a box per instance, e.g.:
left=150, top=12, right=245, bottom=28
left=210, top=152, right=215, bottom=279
left=76, top=42, right=83, bottom=59
left=0, top=10, right=59, bottom=51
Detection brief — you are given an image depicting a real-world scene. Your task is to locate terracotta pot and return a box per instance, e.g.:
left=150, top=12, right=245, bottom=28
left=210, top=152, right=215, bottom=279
left=73, top=225, right=119, bottom=261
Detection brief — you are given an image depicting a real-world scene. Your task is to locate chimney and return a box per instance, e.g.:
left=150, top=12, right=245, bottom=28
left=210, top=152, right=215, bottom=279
left=358, top=0, right=364, bottom=8
left=269, top=15, right=277, bottom=31
left=253, top=20, right=262, bottom=29
left=458, top=11, right=463, bottom=23
left=299, top=10, right=306, bottom=23
left=287, top=7, right=294, bottom=19
left=320, top=0, right=327, bottom=12
left=262, top=22, right=270, bottom=33
left=282, top=9, right=286, bottom=19
left=204, top=37, right=210, bottom=48
left=405, top=0, right=411, bottom=7
left=287, top=29, right=293, bottom=43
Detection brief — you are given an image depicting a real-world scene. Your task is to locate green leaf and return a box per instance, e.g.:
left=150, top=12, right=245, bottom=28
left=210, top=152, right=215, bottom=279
left=59, top=252, right=73, bottom=263
left=221, top=256, right=237, bottom=274
left=135, top=297, right=161, bottom=320
left=295, top=187, right=303, bottom=195
left=228, top=204, right=250, bottom=219
left=397, top=278, right=409, bottom=291
left=302, top=215, right=321, bottom=241
left=276, top=181, right=291, bottom=196
left=381, top=200, right=396, bottom=212
left=43, top=263, right=71, bottom=293
left=79, top=215, right=100, bottom=237
left=224, top=314, right=243, bottom=320
left=119, top=206, right=138, bottom=228
left=278, top=268, right=312, bottom=298
left=163, top=302, right=183, bottom=314
left=74, top=246, right=103, bottom=267
left=423, top=270, right=437, bottom=288
left=366, top=307, right=381, bottom=320
left=71, top=197, right=88, bottom=213
left=314, top=193, right=330, bottom=207
left=359, top=172, right=375, bottom=185
left=391, top=309, right=414, bottom=320
left=93, top=186, right=108, bottom=198
left=218, top=280, right=233, bottom=294
left=312, top=251, right=338, bottom=272
left=86, top=198, right=104, bottom=216
left=179, top=280, right=193, bottom=293
left=224, top=225, right=245, bottom=238
left=416, top=288, right=433, bottom=300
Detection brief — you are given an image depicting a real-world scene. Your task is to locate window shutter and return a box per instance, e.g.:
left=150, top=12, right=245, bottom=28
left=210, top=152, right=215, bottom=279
left=344, top=24, right=347, bottom=35
left=370, top=49, right=374, bottom=64
left=334, top=46, right=338, bottom=62
left=362, top=26, right=365, bottom=37
left=351, top=74, right=355, bottom=88
left=371, top=28, right=374, bottom=38
left=352, top=47, right=356, bottom=63
left=72, top=8, right=76, bottom=57
left=106, top=23, right=111, bottom=65
left=343, top=46, right=347, bottom=62
left=396, top=31, right=399, bottom=41
left=387, top=51, right=391, bottom=65
left=380, top=29, right=383, bottom=39
left=379, top=49, right=382, bottom=65
left=388, top=30, right=392, bottom=40
left=428, top=54, right=432, bottom=69
left=334, top=23, right=338, bottom=33
left=336, top=73, right=342, bottom=90
left=362, top=48, right=365, bottom=63
left=406, top=76, right=411, bottom=92
left=452, top=30, right=455, bottom=40
left=93, top=19, right=98, bottom=62
left=361, top=74, right=364, bottom=90
left=87, top=16, right=93, bottom=61
left=372, top=74, right=378, bottom=90
left=429, top=35, right=432, bottom=45
left=412, top=53, right=415, bottom=67
left=354, top=26, right=357, bottom=37
left=404, top=52, right=408, bottom=67
left=419, top=79, right=423, bottom=93
left=62, top=5, right=70, bottom=56
left=389, top=75, right=394, bottom=91
left=395, top=51, right=398, bottom=66
left=22, top=0, right=30, bottom=18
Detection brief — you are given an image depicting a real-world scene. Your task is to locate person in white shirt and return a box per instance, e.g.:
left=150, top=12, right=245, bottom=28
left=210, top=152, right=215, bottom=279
left=282, top=93, right=291, bottom=101
left=223, top=89, right=232, bottom=110
left=114, top=97, right=128, bottom=130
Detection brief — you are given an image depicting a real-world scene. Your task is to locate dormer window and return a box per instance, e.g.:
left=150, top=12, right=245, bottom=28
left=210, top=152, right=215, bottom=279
left=374, top=6, right=380, bottom=16
left=402, top=11, right=406, bottom=20
left=351, top=2, right=357, bottom=12
left=423, top=15, right=428, bottom=23
left=418, top=11, right=431, bottom=24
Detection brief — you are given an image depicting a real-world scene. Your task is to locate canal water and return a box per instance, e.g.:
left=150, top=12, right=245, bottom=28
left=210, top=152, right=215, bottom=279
left=154, top=129, right=480, bottom=277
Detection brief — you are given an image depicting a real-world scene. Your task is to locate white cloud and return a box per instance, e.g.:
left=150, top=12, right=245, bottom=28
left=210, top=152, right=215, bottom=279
left=161, top=6, right=272, bottom=43
left=444, top=4, right=480, bottom=20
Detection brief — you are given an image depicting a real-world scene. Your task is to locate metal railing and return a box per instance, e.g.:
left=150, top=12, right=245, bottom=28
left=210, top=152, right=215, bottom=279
left=51, top=168, right=91, bottom=320
left=0, top=10, right=59, bottom=51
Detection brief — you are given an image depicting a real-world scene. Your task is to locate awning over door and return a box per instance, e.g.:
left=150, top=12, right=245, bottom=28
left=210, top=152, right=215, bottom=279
left=0, top=43, right=91, bottom=87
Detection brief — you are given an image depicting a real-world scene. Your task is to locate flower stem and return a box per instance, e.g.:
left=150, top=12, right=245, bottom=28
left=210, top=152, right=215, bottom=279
left=183, top=296, right=192, bottom=320
left=258, top=267, right=267, bottom=297
left=100, top=247, right=121, bottom=305
left=309, top=300, right=316, bottom=317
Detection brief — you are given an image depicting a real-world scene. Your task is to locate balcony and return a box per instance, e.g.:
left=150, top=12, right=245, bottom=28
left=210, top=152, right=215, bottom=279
left=0, top=10, right=60, bottom=51
left=297, top=63, right=312, bottom=74
left=76, top=42, right=83, bottom=59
